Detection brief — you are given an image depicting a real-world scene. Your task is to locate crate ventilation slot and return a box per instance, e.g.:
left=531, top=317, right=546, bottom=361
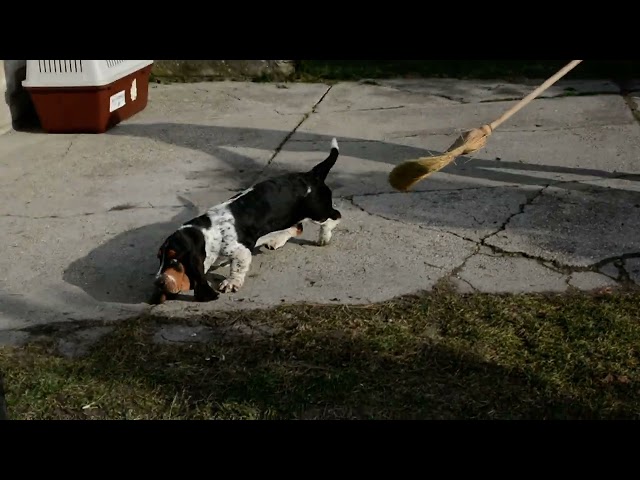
left=38, top=60, right=83, bottom=74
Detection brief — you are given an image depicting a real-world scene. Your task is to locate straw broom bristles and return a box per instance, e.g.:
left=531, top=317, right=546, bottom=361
left=388, top=125, right=493, bottom=191
left=388, top=60, right=584, bottom=192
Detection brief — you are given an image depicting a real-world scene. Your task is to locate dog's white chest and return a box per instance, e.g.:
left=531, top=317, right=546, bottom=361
left=201, top=206, right=240, bottom=272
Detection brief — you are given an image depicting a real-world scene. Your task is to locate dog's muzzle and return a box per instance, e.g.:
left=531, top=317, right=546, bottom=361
left=154, top=264, right=190, bottom=294
left=154, top=274, right=177, bottom=292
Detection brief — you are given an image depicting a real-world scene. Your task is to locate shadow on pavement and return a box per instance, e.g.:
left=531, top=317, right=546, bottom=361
left=55, top=122, right=640, bottom=307
left=76, top=320, right=639, bottom=420
left=108, top=122, right=640, bottom=190
left=63, top=197, right=199, bottom=304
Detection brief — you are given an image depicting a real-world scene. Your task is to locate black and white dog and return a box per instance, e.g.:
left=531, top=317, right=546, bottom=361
left=154, top=138, right=342, bottom=302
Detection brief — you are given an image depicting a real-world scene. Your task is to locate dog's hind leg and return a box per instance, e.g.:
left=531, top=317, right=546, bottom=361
left=218, top=244, right=253, bottom=293
left=255, top=223, right=304, bottom=251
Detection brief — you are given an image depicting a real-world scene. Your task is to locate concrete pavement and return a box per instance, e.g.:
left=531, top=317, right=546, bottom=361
left=0, top=78, right=639, bottom=333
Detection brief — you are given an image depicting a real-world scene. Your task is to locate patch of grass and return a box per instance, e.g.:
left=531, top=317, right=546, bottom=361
left=295, top=60, right=640, bottom=82
left=2, top=288, right=640, bottom=420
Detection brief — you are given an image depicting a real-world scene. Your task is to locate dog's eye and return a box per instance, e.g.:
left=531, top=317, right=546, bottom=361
left=167, top=249, right=176, bottom=259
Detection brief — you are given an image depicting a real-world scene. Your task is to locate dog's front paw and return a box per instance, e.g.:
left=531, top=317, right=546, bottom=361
left=218, top=277, right=244, bottom=293
left=149, top=289, right=167, bottom=305
left=317, top=217, right=340, bottom=246
left=149, top=290, right=179, bottom=305
left=194, top=285, right=220, bottom=302
left=317, top=231, right=333, bottom=246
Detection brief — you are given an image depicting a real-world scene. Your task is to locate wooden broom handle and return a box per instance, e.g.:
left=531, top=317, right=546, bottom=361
left=487, top=60, right=583, bottom=132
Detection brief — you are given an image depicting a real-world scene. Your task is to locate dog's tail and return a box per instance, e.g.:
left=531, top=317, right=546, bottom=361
left=310, top=138, right=340, bottom=181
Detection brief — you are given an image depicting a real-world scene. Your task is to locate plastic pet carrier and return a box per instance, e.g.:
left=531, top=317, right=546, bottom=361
left=22, top=60, right=154, bottom=133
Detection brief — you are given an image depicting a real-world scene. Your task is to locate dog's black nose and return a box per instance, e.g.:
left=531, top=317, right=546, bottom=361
left=154, top=276, right=165, bottom=288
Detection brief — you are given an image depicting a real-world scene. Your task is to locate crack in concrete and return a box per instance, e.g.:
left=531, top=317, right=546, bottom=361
left=273, top=109, right=302, bottom=116
left=470, top=242, right=639, bottom=284
left=222, top=91, right=243, bottom=102
left=468, top=184, right=602, bottom=276
left=326, top=105, right=406, bottom=114
left=62, top=138, right=75, bottom=159
left=619, top=262, right=635, bottom=286
left=592, top=252, right=640, bottom=270
left=386, top=122, right=636, bottom=140
left=563, top=272, right=575, bottom=289
left=471, top=181, right=639, bottom=285
left=621, top=92, right=640, bottom=125
left=342, top=184, right=521, bottom=199
left=349, top=182, right=638, bottom=288
left=0, top=204, right=188, bottom=220
left=494, top=124, right=634, bottom=133
left=386, top=84, right=620, bottom=105
left=251, top=85, right=334, bottom=184
left=345, top=195, right=478, bottom=282
left=481, top=185, right=549, bottom=245
left=431, top=94, right=461, bottom=103
left=477, top=91, right=622, bottom=104
left=347, top=194, right=484, bottom=246
left=457, top=276, right=478, bottom=292
left=343, top=172, right=636, bottom=202
left=289, top=139, right=381, bottom=144
left=446, top=244, right=481, bottom=286
left=592, top=253, right=640, bottom=288
left=338, top=172, right=636, bottom=211
left=1, top=213, right=95, bottom=220
left=381, top=85, right=463, bottom=104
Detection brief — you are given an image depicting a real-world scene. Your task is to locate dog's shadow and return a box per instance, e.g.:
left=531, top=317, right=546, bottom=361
left=63, top=197, right=216, bottom=305
left=63, top=195, right=308, bottom=305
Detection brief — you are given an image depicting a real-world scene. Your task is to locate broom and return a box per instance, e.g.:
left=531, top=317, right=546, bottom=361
left=388, top=60, right=584, bottom=192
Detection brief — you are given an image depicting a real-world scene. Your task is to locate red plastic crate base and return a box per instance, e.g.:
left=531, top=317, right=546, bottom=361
left=25, top=65, right=152, bottom=134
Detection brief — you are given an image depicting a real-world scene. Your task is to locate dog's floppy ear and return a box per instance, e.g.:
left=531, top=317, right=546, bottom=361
left=310, top=138, right=339, bottom=181
left=181, top=248, right=219, bottom=302
left=158, top=242, right=177, bottom=258
left=170, top=227, right=213, bottom=297
left=157, top=231, right=192, bottom=271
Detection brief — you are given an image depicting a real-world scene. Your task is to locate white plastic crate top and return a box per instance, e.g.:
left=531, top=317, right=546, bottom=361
left=22, top=60, right=154, bottom=88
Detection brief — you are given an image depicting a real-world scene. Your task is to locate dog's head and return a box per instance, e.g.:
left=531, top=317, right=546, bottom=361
left=303, top=179, right=342, bottom=222
left=303, top=137, right=342, bottom=222
left=154, top=230, right=193, bottom=295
